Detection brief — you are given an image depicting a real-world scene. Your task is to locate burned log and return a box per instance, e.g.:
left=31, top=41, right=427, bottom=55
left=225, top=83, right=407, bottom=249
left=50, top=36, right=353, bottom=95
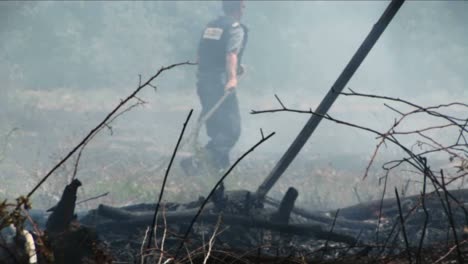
left=337, top=188, right=468, bottom=221
left=271, top=187, right=298, bottom=224
left=264, top=197, right=377, bottom=230
left=92, top=203, right=358, bottom=245
left=21, top=185, right=468, bottom=262
left=42, top=179, right=111, bottom=264
left=46, top=179, right=82, bottom=235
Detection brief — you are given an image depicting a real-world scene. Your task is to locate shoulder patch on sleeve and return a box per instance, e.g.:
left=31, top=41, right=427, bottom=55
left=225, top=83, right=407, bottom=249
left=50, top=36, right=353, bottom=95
left=231, top=22, right=240, bottom=28
left=203, top=27, right=223, bottom=40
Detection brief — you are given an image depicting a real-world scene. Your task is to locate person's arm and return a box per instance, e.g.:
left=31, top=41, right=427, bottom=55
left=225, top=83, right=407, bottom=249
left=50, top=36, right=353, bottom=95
left=224, top=24, right=244, bottom=91
left=225, top=52, right=238, bottom=91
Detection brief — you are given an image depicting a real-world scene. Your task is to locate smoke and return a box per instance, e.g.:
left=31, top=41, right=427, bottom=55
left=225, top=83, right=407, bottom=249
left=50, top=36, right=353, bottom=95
left=0, top=1, right=466, bottom=208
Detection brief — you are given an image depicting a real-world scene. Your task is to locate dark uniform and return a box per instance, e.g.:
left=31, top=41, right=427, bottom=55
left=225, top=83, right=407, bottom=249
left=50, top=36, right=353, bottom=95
left=196, top=15, right=248, bottom=171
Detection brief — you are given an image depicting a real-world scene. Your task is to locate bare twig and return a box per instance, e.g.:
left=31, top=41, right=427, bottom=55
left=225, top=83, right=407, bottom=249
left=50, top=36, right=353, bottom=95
left=383, top=123, right=457, bottom=136
left=140, top=227, right=150, bottom=264
left=71, top=145, right=84, bottom=181
left=147, top=109, right=193, bottom=249
left=352, top=186, right=362, bottom=204
left=71, top=99, right=144, bottom=182
left=148, top=83, right=157, bottom=92
left=441, top=169, right=463, bottom=263
left=433, top=240, right=468, bottom=264
left=203, top=215, right=222, bottom=264
left=158, top=205, right=169, bottom=264
left=416, top=161, right=429, bottom=264
left=342, top=88, right=468, bottom=130
left=321, top=209, right=340, bottom=260
left=184, top=244, right=194, bottom=264
left=251, top=102, right=387, bottom=140
left=76, top=191, right=109, bottom=205
left=252, top=95, right=426, bottom=177
left=376, top=170, right=390, bottom=245
left=395, top=187, right=412, bottom=264
left=455, top=119, right=468, bottom=145
left=25, top=61, right=194, bottom=200
left=274, top=94, right=286, bottom=109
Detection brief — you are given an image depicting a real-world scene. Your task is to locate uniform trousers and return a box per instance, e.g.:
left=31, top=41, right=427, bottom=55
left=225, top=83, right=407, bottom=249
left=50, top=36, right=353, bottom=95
left=196, top=73, right=241, bottom=170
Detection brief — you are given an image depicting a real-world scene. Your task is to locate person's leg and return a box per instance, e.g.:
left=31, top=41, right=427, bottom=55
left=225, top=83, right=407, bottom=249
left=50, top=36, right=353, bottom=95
left=181, top=78, right=222, bottom=176
left=196, top=77, right=224, bottom=120
left=205, top=91, right=241, bottom=170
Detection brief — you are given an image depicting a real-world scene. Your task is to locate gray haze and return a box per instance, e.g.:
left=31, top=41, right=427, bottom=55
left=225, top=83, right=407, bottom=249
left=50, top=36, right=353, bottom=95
left=0, top=1, right=467, bottom=209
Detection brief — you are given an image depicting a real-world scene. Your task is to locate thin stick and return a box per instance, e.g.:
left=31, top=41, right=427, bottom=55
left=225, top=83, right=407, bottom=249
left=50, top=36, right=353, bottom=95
left=184, top=244, right=194, bottom=264
left=376, top=170, right=389, bottom=246
left=434, top=240, right=468, bottom=264
left=455, top=119, right=468, bottom=145
left=341, top=89, right=468, bottom=132
left=71, top=100, right=145, bottom=183
left=441, top=169, right=463, bottom=263
left=147, top=109, right=193, bottom=249
left=395, top=187, right=412, bottom=264
left=352, top=186, right=362, bottom=203
left=158, top=205, right=169, bottom=264
left=140, top=227, right=150, bottom=264
left=71, top=145, right=85, bottom=181
left=26, top=61, right=194, bottom=199
left=76, top=192, right=109, bottom=205
left=203, top=215, right=222, bottom=264
left=321, top=209, right=340, bottom=260
left=416, top=163, right=429, bottom=263
left=148, top=91, right=231, bottom=174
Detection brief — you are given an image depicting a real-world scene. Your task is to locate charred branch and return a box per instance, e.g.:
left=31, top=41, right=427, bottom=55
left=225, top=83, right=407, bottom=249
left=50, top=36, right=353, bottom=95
left=94, top=205, right=358, bottom=245
left=271, top=187, right=298, bottom=224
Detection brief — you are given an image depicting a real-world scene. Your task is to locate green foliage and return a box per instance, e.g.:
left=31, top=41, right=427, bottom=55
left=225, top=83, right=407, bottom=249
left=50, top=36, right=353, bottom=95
left=2, top=1, right=466, bottom=95
left=0, top=1, right=217, bottom=89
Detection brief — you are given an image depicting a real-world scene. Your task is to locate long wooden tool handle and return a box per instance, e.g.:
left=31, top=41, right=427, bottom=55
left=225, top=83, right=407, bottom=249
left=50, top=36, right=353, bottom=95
left=188, top=90, right=233, bottom=148
left=148, top=91, right=233, bottom=173
left=255, top=0, right=406, bottom=201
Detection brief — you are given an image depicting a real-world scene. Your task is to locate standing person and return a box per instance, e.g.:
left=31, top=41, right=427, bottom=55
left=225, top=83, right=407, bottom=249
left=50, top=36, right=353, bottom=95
left=182, top=0, right=248, bottom=174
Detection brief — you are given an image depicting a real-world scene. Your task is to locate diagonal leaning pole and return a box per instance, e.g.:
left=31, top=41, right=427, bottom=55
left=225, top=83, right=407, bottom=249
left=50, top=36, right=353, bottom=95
left=256, top=0, right=406, bottom=201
